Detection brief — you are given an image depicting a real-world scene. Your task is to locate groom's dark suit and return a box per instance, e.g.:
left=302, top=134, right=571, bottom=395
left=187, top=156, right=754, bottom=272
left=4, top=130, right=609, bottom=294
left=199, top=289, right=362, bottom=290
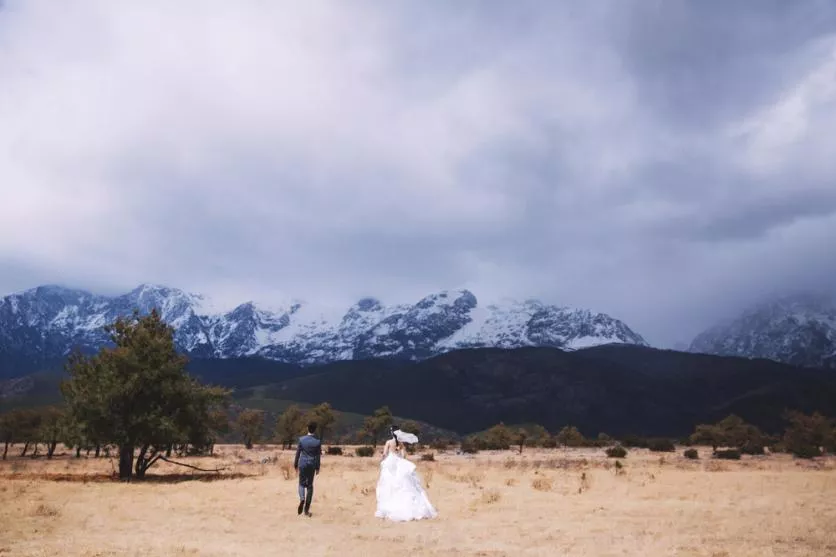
left=293, top=433, right=321, bottom=515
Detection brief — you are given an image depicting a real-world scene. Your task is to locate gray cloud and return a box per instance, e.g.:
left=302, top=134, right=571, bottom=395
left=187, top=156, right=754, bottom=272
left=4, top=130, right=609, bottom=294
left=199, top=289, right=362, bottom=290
left=1, top=0, right=835, bottom=347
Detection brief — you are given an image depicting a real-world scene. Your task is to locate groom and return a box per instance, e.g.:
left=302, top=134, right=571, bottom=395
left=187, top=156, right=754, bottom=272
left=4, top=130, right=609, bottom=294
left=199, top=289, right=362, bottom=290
left=293, top=421, right=321, bottom=517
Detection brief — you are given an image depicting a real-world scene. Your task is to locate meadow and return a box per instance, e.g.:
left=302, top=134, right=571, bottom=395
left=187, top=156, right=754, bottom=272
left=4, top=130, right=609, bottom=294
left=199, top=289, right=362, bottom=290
left=1, top=445, right=834, bottom=556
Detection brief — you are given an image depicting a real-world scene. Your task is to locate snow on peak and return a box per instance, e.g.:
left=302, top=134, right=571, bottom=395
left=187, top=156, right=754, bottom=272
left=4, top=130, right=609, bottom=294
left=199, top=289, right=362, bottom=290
left=0, top=284, right=648, bottom=366
left=690, top=291, right=836, bottom=369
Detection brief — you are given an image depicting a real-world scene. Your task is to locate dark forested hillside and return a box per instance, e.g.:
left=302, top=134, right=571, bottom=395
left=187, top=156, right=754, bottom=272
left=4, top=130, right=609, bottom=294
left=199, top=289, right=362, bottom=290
left=232, top=345, right=836, bottom=436
left=3, top=345, right=835, bottom=437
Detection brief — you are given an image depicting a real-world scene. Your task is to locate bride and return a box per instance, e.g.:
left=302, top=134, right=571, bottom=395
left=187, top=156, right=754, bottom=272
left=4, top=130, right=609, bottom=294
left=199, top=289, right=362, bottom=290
left=374, top=425, right=438, bottom=522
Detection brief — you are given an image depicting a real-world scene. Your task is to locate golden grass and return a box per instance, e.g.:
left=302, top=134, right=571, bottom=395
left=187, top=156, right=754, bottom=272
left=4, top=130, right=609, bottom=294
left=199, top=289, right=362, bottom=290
left=1, top=445, right=835, bottom=556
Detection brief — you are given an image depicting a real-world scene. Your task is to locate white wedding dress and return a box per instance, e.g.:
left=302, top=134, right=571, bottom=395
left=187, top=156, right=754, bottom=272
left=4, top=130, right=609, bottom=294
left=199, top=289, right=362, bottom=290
left=374, top=451, right=438, bottom=522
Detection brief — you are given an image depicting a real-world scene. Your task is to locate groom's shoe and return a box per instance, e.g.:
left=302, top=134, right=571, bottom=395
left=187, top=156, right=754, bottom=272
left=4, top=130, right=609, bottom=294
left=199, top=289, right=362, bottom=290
left=297, top=500, right=304, bottom=515
left=305, top=511, right=313, bottom=518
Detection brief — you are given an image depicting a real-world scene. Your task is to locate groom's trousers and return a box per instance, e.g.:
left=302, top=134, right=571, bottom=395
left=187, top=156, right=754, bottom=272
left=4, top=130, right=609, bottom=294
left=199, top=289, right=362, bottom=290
left=298, top=465, right=316, bottom=512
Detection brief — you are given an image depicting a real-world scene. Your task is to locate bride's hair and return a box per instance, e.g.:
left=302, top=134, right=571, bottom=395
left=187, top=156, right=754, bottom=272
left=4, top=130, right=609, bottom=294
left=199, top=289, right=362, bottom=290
left=390, top=424, right=399, bottom=446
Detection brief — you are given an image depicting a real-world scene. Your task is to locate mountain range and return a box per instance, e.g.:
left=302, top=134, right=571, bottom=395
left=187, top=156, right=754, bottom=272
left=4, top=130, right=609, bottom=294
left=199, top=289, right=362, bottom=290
left=2, top=283, right=835, bottom=381
left=689, top=293, right=836, bottom=370
left=2, top=283, right=836, bottom=436
left=0, top=284, right=646, bottom=378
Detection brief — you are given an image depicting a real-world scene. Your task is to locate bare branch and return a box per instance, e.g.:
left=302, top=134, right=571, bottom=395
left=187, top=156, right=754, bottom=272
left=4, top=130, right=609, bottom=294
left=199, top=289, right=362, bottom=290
left=159, top=456, right=229, bottom=473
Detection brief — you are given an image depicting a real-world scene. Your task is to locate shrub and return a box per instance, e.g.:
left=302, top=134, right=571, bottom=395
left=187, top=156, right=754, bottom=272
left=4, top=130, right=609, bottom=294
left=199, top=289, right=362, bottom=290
left=430, top=439, right=450, bottom=451
left=740, top=442, right=765, bottom=456
left=621, top=435, right=648, bottom=448
left=768, top=442, right=786, bottom=454
left=683, top=448, right=699, bottom=460
left=790, top=445, right=822, bottom=459
left=355, top=446, right=374, bottom=457
left=714, top=449, right=741, bottom=460
left=326, top=446, right=343, bottom=456
left=541, top=437, right=558, bottom=449
left=420, top=452, right=435, bottom=462
left=555, top=425, right=586, bottom=447
left=460, top=438, right=480, bottom=454
left=647, top=438, right=676, bottom=452
left=605, top=445, right=627, bottom=458
left=531, top=477, right=554, bottom=492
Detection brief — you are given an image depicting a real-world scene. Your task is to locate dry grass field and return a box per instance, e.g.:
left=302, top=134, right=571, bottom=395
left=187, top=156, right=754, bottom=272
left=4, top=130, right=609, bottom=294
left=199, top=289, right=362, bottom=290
left=1, top=445, right=835, bottom=556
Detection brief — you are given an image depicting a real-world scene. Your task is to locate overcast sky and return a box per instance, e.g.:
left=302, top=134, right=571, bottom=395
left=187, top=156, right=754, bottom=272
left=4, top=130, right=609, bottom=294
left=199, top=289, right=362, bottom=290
left=1, top=1, right=835, bottom=348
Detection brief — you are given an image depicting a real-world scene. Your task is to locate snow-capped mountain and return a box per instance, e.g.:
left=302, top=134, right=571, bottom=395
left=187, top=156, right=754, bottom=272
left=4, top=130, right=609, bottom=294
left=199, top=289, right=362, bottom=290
left=0, top=284, right=647, bottom=370
left=689, top=293, right=836, bottom=370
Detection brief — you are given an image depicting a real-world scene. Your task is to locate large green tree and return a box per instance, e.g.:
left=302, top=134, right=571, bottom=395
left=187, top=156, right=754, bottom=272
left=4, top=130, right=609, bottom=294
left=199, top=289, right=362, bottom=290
left=61, top=309, right=228, bottom=480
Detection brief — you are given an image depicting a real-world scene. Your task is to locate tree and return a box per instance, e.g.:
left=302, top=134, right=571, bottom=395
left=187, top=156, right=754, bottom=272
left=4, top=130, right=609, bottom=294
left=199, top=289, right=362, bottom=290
left=782, top=411, right=834, bottom=458
left=306, top=403, right=337, bottom=445
left=206, top=408, right=230, bottom=455
left=690, top=415, right=766, bottom=453
left=275, top=405, right=306, bottom=449
left=236, top=409, right=265, bottom=450
left=479, top=423, right=513, bottom=450
left=15, top=408, right=42, bottom=457
left=61, top=309, right=229, bottom=480
left=38, top=406, right=66, bottom=459
left=555, top=425, right=586, bottom=447
left=690, top=424, right=721, bottom=451
left=362, top=406, right=393, bottom=447
left=517, top=428, right=528, bottom=454
left=529, top=425, right=551, bottom=447
left=0, top=410, right=28, bottom=460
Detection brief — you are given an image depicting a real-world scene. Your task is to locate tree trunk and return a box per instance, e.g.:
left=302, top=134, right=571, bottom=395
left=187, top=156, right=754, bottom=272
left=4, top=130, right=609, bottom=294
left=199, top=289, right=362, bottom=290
left=134, top=445, right=162, bottom=479
left=47, top=441, right=57, bottom=459
left=75, top=446, right=82, bottom=458
left=95, top=445, right=101, bottom=458
left=118, top=445, right=134, bottom=480
left=135, top=445, right=148, bottom=478
left=20, top=442, right=29, bottom=457
left=2, top=441, right=8, bottom=460
left=165, top=445, right=172, bottom=458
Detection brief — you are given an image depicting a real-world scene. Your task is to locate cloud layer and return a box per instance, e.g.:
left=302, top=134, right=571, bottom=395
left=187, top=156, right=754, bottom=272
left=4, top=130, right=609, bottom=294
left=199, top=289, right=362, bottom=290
left=2, top=0, right=836, bottom=346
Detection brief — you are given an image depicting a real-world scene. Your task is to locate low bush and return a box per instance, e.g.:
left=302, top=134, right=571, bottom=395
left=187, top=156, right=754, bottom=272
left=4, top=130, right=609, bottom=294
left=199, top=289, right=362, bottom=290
left=326, top=446, right=343, bottom=456
left=420, top=452, right=435, bottom=462
left=430, top=439, right=450, bottom=451
left=740, top=442, right=765, bottom=456
left=790, top=445, right=822, bottom=459
left=355, top=446, right=374, bottom=457
left=460, top=438, right=480, bottom=454
left=541, top=437, right=558, bottom=449
left=647, top=438, right=676, bottom=452
left=605, top=445, right=627, bottom=458
left=621, top=435, right=649, bottom=449
left=683, top=448, right=699, bottom=460
left=714, top=449, right=741, bottom=460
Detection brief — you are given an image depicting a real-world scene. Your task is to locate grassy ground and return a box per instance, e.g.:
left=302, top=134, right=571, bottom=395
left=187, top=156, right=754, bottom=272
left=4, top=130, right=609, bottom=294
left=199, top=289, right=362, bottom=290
left=1, top=445, right=834, bottom=556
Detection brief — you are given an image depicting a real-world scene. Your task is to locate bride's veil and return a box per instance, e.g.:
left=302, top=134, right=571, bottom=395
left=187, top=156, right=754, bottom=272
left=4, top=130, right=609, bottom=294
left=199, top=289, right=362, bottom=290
left=394, top=429, right=419, bottom=444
